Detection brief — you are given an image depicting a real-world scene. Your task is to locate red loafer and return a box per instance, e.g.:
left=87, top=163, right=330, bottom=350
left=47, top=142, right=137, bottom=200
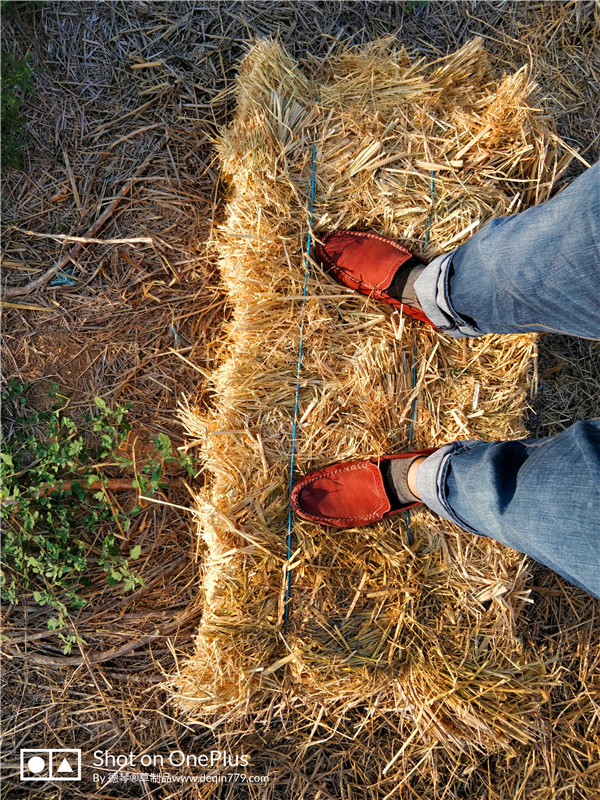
left=291, top=449, right=437, bottom=528
left=315, top=230, right=434, bottom=326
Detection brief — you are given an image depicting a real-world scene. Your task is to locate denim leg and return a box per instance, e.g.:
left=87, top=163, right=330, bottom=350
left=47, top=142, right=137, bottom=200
left=416, top=420, right=600, bottom=597
left=414, top=162, right=600, bottom=339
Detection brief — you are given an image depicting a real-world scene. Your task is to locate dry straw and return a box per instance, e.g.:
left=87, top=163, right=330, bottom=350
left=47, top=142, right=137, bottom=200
left=172, top=37, right=574, bottom=758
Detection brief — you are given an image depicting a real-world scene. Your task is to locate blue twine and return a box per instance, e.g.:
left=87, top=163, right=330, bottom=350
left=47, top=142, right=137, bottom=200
left=285, top=139, right=317, bottom=623
left=405, top=170, right=435, bottom=545
left=170, top=323, right=181, bottom=346
left=49, top=267, right=75, bottom=287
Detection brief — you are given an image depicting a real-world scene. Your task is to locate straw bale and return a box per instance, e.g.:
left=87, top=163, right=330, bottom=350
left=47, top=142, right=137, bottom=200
left=171, top=36, right=574, bottom=760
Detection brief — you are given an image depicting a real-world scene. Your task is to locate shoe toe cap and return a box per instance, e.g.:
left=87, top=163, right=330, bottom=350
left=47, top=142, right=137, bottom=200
left=292, top=461, right=390, bottom=526
left=317, top=231, right=410, bottom=291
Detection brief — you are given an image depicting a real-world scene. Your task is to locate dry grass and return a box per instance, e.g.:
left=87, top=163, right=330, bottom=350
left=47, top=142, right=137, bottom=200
left=170, top=35, right=600, bottom=799
left=1, top=2, right=599, bottom=799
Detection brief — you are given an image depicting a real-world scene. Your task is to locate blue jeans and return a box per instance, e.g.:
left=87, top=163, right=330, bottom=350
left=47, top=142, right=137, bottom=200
left=413, top=164, right=600, bottom=597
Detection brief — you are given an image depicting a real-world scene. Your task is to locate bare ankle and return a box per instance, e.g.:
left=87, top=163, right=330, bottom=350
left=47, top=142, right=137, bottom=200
left=407, top=456, right=426, bottom=499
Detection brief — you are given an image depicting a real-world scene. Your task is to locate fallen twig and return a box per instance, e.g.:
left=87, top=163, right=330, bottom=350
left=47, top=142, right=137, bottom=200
left=10, top=228, right=153, bottom=246
left=3, top=150, right=157, bottom=299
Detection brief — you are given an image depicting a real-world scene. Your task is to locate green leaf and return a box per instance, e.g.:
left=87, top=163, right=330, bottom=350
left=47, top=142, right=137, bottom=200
left=70, top=481, right=85, bottom=500
left=1, top=378, right=165, bottom=617
left=152, top=432, right=172, bottom=457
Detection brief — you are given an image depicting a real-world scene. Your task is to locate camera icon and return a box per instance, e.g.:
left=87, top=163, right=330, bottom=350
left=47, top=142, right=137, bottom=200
left=20, top=749, right=81, bottom=781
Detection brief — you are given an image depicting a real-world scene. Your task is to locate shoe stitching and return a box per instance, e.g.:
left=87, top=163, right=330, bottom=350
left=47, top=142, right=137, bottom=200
left=317, top=232, right=430, bottom=323
left=293, top=461, right=388, bottom=522
left=320, top=230, right=413, bottom=292
left=292, top=449, right=438, bottom=525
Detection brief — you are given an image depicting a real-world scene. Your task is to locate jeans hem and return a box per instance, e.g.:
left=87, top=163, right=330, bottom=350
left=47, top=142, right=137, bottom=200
left=416, top=441, right=480, bottom=534
left=414, top=252, right=483, bottom=338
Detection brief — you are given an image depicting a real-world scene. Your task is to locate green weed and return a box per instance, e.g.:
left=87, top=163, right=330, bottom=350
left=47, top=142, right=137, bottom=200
left=1, top=49, right=35, bottom=169
left=1, top=380, right=196, bottom=653
left=404, top=0, right=430, bottom=14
